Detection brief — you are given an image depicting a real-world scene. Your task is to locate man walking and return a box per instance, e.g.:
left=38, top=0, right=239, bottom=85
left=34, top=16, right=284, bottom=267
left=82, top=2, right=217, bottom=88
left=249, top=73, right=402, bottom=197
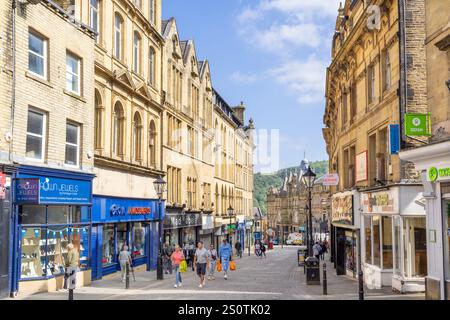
left=313, top=241, right=322, bottom=260
left=119, top=245, right=132, bottom=283
left=194, top=241, right=209, bottom=288
left=219, top=239, right=232, bottom=280
left=234, top=241, right=242, bottom=258
left=207, top=244, right=218, bottom=280
left=162, top=242, right=173, bottom=274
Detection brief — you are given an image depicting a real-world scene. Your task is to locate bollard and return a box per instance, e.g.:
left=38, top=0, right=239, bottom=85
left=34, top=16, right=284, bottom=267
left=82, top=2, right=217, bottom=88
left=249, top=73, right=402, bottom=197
left=322, top=263, right=327, bottom=295
left=358, top=270, right=364, bottom=300
left=126, top=263, right=130, bottom=289
left=68, top=289, right=74, bottom=300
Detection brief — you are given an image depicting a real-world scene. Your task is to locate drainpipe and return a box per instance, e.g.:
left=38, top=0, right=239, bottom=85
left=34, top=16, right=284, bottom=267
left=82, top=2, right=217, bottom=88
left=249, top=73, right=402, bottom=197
left=8, top=0, right=17, bottom=163
left=398, top=0, right=408, bottom=149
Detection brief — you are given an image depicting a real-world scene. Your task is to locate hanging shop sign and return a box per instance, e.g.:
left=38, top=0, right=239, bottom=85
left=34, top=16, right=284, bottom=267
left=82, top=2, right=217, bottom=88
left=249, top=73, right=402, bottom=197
left=245, top=221, right=254, bottom=229
left=322, top=173, right=340, bottom=186
left=355, top=151, right=368, bottom=182
left=164, top=213, right=201, bottom=229
left=361, top=188, right=399, bottom=214
left=0, top=173, right=6, bottom=199
left=427, top=166, right=450, bottom=183
left=404, top=113, right=432, bottom=137
left=201, top=214, right=214, bottom=230
left=331, top=194, right=353, bottom=225
left=254, top=232, right=261, bottom=240
left=16, top=176, right=91, bottom=205
left=389, top=124, right=400, bottom=154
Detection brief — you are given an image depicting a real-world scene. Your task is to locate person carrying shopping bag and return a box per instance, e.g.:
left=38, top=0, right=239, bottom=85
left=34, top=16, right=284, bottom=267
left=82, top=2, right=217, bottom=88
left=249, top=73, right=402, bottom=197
left=219, top=239, right=232, bottom=280
left=171, top=245, right=185, bottom=288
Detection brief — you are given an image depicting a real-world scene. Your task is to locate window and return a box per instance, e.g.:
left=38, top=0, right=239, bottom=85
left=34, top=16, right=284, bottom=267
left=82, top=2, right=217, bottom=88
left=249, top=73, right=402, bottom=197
left=187, top=126, right=194, bottom=156
left=341, top=92, right=347, bottom=126
left=382, top=50, right=391, bottom=91
left=149, top=120, right=156, bottom=167
left=350, top=83, right=357, bottom=122
left=89, top=0, right=100, bottom=42
left=149, top=0, right=156, bottom=24
left=102, top=224, right=115, bottom=266
left=28, top=31, right=47, bottom=78
left=133, top=32, right=141, bottom=74
left=26, top=109, right=46, bottom=160
left=149, top=47, right=156, bottom=86
left=187, top=177, right=192, bottom=208
left=94, top=90, right=103, bottom=149
left=113, top=102, right=124, bottom=155
left=382, top=216, right=393, bottom=268
left=373, top=216, right=381, bottom=267
left=66, top=53, right=81, bottom=94
left=133, top=112, right=142, bottom=161
left=65, top=122, right=80, bottom=166
left=114, top=13, right=123, bottom=59
left=132, top=223, right=146, bottom=257
left=368, top=65, right=376, bottom=104
left=133, top=0, right=141, bottom=9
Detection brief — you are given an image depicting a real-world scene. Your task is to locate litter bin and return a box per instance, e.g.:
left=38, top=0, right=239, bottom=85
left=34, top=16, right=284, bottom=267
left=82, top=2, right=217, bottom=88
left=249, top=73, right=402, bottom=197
left=305, top=256, right=320, bottom=285
left=297, top=245, right=307, bottom=267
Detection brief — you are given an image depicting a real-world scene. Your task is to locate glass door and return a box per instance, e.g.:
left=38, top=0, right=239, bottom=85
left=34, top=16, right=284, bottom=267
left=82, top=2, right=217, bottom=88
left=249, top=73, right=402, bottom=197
left=443, top=199, right=450, bottom=280
left=117, top=223, right=129, bottom=253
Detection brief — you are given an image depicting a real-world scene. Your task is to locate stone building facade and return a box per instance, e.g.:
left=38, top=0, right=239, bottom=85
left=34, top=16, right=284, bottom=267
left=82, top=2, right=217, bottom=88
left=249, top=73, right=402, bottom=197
left=323, top=0, right=428, bottom=291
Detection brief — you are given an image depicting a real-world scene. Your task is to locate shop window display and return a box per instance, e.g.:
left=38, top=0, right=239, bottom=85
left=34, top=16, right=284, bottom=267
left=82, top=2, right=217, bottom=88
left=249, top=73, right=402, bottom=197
left=102, top=224, right=115, bottom=266
left=117, top=223, right=128, bottom=252
left=382, top=216, right=393, bottom=269
left=446, top=201, right=450, bottom=279
left=403, top=217, right=427, bottom=278
left=345, top=232, right=355, bottom=272
left=132, top=223, right=146, bottom=257
left=364, top=216, right=372, bottom=264
left=393, top=217, right=402, bottom=276
left=19, top=205, right=45, bottom=225
left=373, top=216, right=381, bottom=267
left=46, top=228, right=69, bottom=276
left=21, top=228, right=46, bottom=278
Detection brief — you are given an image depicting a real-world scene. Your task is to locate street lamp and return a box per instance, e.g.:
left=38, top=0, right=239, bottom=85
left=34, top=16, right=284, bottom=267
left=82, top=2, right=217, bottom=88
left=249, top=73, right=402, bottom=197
left=302, top=166, right=316, bottom=257
left=227, top=206, right=234, bottom=246
left=153, top=176, right=167, bottom=281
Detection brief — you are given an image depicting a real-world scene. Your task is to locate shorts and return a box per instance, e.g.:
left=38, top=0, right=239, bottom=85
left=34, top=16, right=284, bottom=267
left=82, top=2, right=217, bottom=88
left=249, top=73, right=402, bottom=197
left=196, top=263, right=207, bottom=275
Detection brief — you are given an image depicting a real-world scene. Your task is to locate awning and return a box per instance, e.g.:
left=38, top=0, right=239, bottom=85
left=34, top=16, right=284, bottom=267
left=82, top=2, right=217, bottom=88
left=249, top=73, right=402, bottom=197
left=331, top=222, right=359, bottom=230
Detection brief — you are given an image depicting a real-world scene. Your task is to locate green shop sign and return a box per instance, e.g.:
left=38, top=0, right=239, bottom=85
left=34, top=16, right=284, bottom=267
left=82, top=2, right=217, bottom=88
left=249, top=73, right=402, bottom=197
left=428, top=166, right=450, bottom=182
left=405, top=113, right=431, bottom=136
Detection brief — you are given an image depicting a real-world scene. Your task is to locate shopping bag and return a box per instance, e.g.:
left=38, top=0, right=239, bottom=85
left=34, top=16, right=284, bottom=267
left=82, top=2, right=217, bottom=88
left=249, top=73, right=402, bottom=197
left=230, top=260, right=236, bottom=271
left=180, top=260, right=187, bottom=273
left=216, top=260, right=222, bottom=272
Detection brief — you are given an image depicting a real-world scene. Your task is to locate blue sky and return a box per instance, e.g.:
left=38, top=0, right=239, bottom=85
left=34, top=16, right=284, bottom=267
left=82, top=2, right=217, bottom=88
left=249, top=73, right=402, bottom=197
left=163, top=0, right=341, bottom=173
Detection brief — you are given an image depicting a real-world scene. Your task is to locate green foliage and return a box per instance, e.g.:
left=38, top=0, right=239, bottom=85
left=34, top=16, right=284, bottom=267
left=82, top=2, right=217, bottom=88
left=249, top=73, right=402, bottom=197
left=253, top=160, right=329, bottom=214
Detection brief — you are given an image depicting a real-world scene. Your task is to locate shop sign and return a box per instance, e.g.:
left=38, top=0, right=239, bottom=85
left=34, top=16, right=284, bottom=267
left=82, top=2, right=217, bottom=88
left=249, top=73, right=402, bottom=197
left=0, top=173, right=6, bottom=199
left=164, top=213, right=201, bottom=229
left=331, top=194, right=353, bottom=225
left=405, top=113, right=432, bottom=137
left=389, top=124, right=400, bottom=154
left=322, top=173, right=339, bottom=186
left=15, top=178, right=40, bottom=204
left=128, top=207, right=151, bottom=215
left=427, top=166, right=450, bottom=183
left=355, top=151, right=368, bottom=182
left=202, top=215, right=214, bottom=230
left=110, top=204, right=126, bottom=216
left=245, top=221, right=253, bottom=229
left=361, top=189, right=398, bottom=214
left=254, top=232, right=261, bottom=240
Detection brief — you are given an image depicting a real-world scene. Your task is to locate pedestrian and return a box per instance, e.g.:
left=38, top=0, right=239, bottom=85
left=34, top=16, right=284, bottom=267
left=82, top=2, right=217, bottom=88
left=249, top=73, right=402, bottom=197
left=189, top=242, right=195, bottom=271
left=171, top=245, right=185, bottom=288
left=162, top=242, right=173, bottom=274
left=183, top=243, right=190, bottom=269
left=207, top=244, right=218, bottom=280
left=255, top=241, right=261, bottom=257
left=313, top=241, right=322, bottom=260
left=260, top=241, right=267, bottom=258
left=234, top=241, right=242, bottom=258
left=320, top=242, right=328, bottom=260
left=60, top=243, right=79, bottom=292
left=119, top=245, right=132, bottom=283
left=194, top=241, right=209, bottom=288
left=219, top=239, right=232, bottom=280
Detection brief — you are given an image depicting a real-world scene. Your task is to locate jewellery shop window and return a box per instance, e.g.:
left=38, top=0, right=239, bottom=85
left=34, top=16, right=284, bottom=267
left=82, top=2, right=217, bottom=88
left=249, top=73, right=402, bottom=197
left=131, top=222, right=147, bottom=258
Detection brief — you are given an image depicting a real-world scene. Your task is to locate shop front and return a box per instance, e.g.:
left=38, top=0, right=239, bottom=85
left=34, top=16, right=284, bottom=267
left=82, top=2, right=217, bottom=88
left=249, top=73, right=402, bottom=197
left=199, top=214, right=214, bottom=248
left=330, top=190, right=360, bottom=277
left=90, top=195, right=162, bottom=280
left=163, top=210, right=201, bottom=247
left=237, top=218, right=246, bottom=250
left=361, top=184, right=426, bottom=292
left=10, top=166, right=94, bottom=295
left=0, top=166, right=12, bottom=298
left=400, top=141, right=450, bottom=299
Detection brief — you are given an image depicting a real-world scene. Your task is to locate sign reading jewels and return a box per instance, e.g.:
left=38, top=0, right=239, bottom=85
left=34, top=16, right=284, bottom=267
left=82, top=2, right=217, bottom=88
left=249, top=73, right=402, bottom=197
left=331, top=194, right=353, bottom=225
left=16, top=176, right=91, bottom=205
left=164, top=213, right=201, bottom=229
left=361, top=189, right=399, bottom=214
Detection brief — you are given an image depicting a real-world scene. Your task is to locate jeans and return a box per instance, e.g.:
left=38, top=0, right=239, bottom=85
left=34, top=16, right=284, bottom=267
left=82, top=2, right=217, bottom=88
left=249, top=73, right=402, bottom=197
left=208, top=261, right=216, bottom=277
left=163, top=256, right=172, bottom=274
left=120, top=261, right=129, bottom=282
left=221, top=257, right=229, bottom=273
left=174, top=265, right=182, bottom=285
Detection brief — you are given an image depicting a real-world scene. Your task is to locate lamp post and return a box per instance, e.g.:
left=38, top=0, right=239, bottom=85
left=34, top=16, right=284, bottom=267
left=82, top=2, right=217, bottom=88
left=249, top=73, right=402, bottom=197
left=153, top=176, right=167, bottom=281
left=227, top=206, right=234, bottom=246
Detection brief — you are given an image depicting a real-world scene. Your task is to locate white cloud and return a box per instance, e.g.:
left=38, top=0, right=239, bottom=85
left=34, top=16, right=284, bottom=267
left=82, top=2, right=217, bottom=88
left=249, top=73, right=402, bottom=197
left=260, top=0, right=341, bottom=18
left=230, top=71, right=259, bottom=84
left=267, top=56, right=327, bottom=104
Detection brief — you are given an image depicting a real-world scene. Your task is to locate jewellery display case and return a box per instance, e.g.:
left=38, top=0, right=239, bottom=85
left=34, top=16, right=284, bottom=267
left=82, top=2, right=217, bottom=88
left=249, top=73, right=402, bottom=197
left=21, top=228, right=45, bottom=278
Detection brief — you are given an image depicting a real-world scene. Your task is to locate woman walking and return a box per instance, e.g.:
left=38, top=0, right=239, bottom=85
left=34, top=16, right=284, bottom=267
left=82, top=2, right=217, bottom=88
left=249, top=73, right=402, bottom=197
left=118, top=245, right=132, bottom=283
left=171, top=245, right=185, bottom=288
left=207, top=244, right=218, bottom=280
left=219, top=239, right=232, bottom=280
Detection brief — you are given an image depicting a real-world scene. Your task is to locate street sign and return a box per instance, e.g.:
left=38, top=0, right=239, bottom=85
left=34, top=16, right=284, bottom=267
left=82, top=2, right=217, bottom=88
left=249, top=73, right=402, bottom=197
left=389, top=124, right=400, bottom=154
left=254, top=232, right=261, bottom=240
left=405, top=113, right=431, bottom=136
left=322, top=173, right=339, bottom=186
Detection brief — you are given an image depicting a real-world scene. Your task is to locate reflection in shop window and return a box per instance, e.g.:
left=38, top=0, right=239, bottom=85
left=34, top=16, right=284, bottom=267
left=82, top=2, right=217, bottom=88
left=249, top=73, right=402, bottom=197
left=102, top=224, right=115, bottom=266
left=393, top=217, right=402, bottom=276
left=364, top=216, right=372, bottom=264
left=132, top=223, right=146, bottom=257
left=19, top=205, right=46, bottom=225
left=404, top=217, right=427, bottom=277
left=373, top=216, right=381, bottom=267
left=382, top=216, right=393, bottom=269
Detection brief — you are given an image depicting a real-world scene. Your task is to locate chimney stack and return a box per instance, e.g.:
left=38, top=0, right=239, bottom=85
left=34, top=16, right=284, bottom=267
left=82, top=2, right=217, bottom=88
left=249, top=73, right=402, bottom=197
left=232, top=101, right=246, bottom=124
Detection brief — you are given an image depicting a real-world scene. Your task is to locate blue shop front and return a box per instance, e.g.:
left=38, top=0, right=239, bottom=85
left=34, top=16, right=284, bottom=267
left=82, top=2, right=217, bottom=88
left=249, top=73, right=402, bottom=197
left=90, top=195, right=163, bottom=280
left=11, top=165, right=94, bottom=295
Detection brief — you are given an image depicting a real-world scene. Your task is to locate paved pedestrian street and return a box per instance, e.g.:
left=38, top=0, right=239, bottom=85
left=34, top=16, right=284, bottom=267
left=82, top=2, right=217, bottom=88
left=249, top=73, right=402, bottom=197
left=12, top=247, right=424, bottom=301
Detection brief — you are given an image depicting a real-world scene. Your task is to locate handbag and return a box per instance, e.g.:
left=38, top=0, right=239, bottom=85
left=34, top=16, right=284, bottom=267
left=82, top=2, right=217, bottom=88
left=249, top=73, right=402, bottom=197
left=216, top=260, right=222, bottom=272
left=179, top=260, right=187, bottom=273
left=230, top=260, right=236, bottom=271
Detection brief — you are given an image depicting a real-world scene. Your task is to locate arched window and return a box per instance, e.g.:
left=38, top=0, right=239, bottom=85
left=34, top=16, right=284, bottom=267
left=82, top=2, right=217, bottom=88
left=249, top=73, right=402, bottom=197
left=149, top=120, right=157, bottom=167
left=94, top=90, right=103, bottom=149
left=114, top=13, right=123, bottom=59
left=133, top=112, right=142, bottom=161
left=215, top=184, right=219, bottom=216
left=149, top=0, right=156, bottom=24
left=113, top=102, right=124, bottom=155
left=133, top=31, right=141, bottom=74
left=149, top=47, right=156, bottom=86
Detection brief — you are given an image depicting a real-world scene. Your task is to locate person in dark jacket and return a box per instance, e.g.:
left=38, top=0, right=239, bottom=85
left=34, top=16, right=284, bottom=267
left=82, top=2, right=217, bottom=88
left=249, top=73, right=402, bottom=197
left=234, top=241, right=242, bottom=258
